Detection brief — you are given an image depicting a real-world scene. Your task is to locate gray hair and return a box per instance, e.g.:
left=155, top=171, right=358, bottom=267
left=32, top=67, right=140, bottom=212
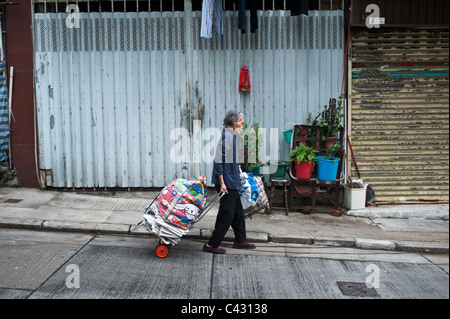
left=223, top=110, right=243, bottom=127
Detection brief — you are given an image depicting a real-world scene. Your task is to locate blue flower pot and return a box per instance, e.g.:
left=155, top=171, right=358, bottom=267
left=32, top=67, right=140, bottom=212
left=283, top=129, right=293, bottom=144
left=317, top=156, right=340, bottom=181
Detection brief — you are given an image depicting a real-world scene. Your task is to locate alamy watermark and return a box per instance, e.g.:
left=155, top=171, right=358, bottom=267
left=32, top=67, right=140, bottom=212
left=66, top=3, right=386, bottom=30
left=169, top=120, right=280, bottom=175
left=65, top=4, right=80, bottom=29
left=65, top=264, right=80, bottom=289
left=366, top=4, right=385, bottom=29
left=365, top=264, right=380, bottom=289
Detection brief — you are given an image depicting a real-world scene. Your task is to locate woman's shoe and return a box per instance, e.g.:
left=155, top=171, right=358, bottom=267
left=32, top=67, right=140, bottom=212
left=203, top=244, right=226, bottom=254
left=233, top=242, right=256, bottom=249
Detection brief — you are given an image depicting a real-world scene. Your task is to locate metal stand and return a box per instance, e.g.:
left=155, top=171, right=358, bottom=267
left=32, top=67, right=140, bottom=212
left=288, top=125, right=344, bottom=213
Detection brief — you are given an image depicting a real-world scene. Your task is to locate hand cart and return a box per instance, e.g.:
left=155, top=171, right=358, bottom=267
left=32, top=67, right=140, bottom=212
left=134, top=190, right=223, bottom=258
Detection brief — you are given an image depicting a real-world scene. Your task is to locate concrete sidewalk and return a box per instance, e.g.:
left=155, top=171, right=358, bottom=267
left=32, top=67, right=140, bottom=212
left=0, top=187, right=448, bottom=253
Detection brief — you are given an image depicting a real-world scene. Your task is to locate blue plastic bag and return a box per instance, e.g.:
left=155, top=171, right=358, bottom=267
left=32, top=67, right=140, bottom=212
left=239, top=172, right=259, bottom=209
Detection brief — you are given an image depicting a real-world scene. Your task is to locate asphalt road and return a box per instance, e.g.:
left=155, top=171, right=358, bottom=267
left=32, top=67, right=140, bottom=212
left=0, top=228, right=448, bottom=305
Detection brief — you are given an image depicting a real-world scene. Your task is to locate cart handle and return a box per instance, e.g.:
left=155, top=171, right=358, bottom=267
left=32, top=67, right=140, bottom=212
left=193, top=192, right=225, bottom=226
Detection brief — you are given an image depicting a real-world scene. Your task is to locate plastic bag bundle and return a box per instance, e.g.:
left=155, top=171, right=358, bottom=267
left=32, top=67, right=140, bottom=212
left=156, top=176, right=208, bottom=230
left=239, top=172, right=259, bottom=210
left=244, top=175, right=269, bottom=218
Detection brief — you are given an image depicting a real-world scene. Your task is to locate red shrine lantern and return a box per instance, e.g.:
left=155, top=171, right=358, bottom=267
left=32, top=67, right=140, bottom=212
left=238, top=66, right=251, bottom=92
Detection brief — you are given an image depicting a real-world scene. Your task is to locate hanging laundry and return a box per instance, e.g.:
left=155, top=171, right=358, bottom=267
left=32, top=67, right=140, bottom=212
left=236, top=0, right=258, bottom=34
left=201, top=0, right=223, bottom=38
left=0, top=63, right=9, bottom=165
left=291, top=0, right=319, bottom=16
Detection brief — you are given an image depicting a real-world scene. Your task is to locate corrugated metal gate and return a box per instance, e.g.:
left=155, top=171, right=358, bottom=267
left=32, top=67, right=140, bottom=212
left=350, top=28, right=449, bottom=202
left=34, top=5, right=344, bottom=188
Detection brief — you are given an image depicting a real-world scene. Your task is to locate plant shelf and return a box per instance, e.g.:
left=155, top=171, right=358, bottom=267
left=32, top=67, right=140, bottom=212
left=288, top=125, right=344, bottom=213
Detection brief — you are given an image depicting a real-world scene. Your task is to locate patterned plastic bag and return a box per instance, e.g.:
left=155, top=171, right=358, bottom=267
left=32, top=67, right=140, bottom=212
left=156, top=176, right=208, bottom=230
left=244, top=175, right=269, bottom=218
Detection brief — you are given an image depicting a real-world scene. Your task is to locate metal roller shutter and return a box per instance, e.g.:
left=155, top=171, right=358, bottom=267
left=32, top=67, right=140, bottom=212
left=34, top=9, right=345, bottom=189
left=350, top=28, right=449, bottom=203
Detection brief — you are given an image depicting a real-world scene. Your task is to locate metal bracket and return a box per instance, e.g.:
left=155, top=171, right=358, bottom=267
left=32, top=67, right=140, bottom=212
left=39, top=169, right=53, bottom=187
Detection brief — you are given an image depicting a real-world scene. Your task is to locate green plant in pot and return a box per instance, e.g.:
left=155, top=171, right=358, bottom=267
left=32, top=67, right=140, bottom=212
left=242, top=122, right=264, bottom=175
left=289, top=143, right=318, bottom=179
left=320, top=96, right=344, bottom=148
left=325, top=142, right=342, bottom=161
left=317, top=142, right=342, bottom=181
left=307, top=95, right=345, bottom=148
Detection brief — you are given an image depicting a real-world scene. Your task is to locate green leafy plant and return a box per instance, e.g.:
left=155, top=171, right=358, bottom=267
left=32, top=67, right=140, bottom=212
left=307, top=95, right=345, bottom=141
left=289, top=143, right=319, bottom=164
left=325, top=142, right=342, bottom=162
left=242, top=122, right=263, bottom=172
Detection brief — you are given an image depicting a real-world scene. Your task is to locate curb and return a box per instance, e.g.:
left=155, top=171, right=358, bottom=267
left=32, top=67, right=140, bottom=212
left=355, top=238, right=396, bottom=251
left=43, top=220, right=131, bottom=235
left=0, top=217, right=448, bottom=254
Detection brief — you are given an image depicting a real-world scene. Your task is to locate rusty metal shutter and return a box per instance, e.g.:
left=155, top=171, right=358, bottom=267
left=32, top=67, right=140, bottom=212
left=350, top=28, right=449, bottom=203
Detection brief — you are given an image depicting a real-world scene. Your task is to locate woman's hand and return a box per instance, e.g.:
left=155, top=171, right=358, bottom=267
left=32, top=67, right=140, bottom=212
left=220, top=183, right=228, bottom=195
left=218, top=175, right=228, bottom=194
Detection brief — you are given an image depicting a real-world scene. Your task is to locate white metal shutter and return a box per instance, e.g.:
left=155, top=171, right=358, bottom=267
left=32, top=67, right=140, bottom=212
left=34, top=10, right=345, bottom=188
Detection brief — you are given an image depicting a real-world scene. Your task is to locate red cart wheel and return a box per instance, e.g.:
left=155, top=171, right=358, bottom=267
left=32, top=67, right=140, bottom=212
left=155, top=244, right=169, bottom=258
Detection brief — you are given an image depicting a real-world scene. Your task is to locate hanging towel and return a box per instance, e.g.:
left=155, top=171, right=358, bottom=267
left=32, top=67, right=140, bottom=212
left=291, top=0, right=319, bottom=16
left=201, top=0, right=223, bottom=38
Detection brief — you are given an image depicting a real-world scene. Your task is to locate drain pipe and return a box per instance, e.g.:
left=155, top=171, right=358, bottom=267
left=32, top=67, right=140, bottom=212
left=8, top=66, right=15, bottom=168
left=30, top=4, right=44, bottom=189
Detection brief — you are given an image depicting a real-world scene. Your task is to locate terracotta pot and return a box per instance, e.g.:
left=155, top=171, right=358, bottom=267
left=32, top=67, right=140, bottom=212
left=324, top=136, right=337, bottom=149
left=299, top=127, right=308, bottom=136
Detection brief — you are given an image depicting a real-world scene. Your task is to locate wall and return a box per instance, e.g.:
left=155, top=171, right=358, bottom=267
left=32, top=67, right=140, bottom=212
left=5, top=0, right=40, bottom=188
left=33, top=9, right=345, bottom=188
left=351, top=0, right=449, bottom=27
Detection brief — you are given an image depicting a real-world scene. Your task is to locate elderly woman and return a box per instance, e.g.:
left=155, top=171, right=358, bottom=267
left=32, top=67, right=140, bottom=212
left=203, top=110, right=256, bottom=254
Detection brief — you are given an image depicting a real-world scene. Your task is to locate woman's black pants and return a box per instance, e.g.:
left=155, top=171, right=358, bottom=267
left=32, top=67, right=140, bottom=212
left=208, top=189, right=246, bottom=248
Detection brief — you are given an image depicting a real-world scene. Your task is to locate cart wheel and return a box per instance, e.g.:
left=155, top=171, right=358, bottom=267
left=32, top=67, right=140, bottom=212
left=155, top=244, right=169, bottom=258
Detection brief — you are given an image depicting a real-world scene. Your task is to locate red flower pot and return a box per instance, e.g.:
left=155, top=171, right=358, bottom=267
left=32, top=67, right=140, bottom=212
left=295, top=161, right=314, bottom=179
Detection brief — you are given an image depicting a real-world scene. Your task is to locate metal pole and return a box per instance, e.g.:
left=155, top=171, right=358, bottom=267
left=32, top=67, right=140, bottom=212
left=8, top=66, right=14, bottom=128
left=8, top=66, right=14, bottom=168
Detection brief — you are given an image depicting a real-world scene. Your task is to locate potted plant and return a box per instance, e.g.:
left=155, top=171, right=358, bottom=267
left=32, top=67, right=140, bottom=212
left=320, top=96, right=345, bottom=148
left=293, top=125, right=309, bottom=146
left=317, top=142, right=342, bottom=181
left=307, top=95, right=345, bottom=149
left=242, top=122, right=264, bottom=175
left=289, top=143, right=318, bottom=179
